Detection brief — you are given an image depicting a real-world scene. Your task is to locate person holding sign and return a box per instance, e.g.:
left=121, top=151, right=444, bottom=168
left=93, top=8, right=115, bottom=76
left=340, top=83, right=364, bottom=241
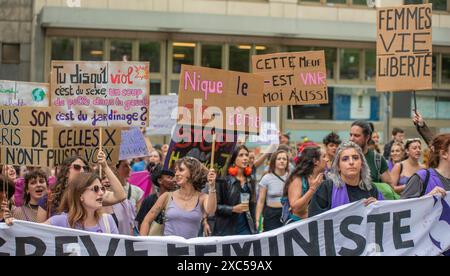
left=11, top=170, right=48, bottom=223
left=45, top=173, right=119, bottom=234
left=139, top=157, right=217, bottom=239
left=37, top=152, right=127, bottom=222
left=213, top=145, right=257, bottom=236
left=308, top=142, right=383, bottom=218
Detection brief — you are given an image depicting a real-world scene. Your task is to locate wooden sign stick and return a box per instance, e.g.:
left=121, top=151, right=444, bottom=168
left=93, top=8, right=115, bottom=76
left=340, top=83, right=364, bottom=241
left=210, top=133, right=216, bottom=170
left=99, top=128, right=103, bottom=178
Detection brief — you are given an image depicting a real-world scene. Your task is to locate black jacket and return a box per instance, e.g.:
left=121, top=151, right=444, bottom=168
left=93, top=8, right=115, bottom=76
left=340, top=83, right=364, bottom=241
left=213, top=175, right=257, bottom=236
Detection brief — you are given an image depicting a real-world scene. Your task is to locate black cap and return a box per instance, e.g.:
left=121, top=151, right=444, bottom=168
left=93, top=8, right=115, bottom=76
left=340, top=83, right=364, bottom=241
left=151, top=165, right=174, bottom=187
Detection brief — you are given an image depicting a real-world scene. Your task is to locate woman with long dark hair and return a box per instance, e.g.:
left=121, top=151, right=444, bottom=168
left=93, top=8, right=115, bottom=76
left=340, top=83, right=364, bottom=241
left=281, top=147, right=327, bottom=224
left=213, top=145, right=257, bottom=236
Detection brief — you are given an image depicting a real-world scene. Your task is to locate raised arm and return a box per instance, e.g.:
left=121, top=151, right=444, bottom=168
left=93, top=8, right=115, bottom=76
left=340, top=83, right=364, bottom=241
left=98, top=150, right=127, bottom=206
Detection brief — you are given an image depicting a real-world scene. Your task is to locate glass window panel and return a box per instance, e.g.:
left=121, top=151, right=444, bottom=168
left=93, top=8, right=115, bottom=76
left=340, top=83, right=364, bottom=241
left=289, top=87, right=334, bottom=120
left=110, top=40, right=132, bottom=61
left=442, top=54, right=450, bottom=84
left=324, top=47, right=337, bottom=79
left=430, top=0, right=447, bottom=10
left=432, top=54, right=437, bottom=83
left=300, top=0, right=321, bottom=2
left=140, top=41, right=160, bottom=73
left=327, top=0, right=346, bottom=4
left=229, top=45, right=250, bottom=72
left=340, top=48, right=360, bottom=80
left=352, top=0, right=367, bottom=5
left=365, top=49, right=376, bottom=81
left=437, top=97, right=450, bottom=119
left=256, top=45, right=278, bottom=55
left=150, top=80, right=161, bottom=95
left=333, top=87, right=381, bottom=121
left=173, top=42, right=195, bottom=74
left=81, top=39, right=103, bottom=61
left=286, top=46, right=312, bottom=52
left=404, top=0, right=423, bottom=4
left=201, top=44, right=222, bottom=69
left=51, top=38, right=74, bottom=60
left=171, top=79, right=180, bottom=94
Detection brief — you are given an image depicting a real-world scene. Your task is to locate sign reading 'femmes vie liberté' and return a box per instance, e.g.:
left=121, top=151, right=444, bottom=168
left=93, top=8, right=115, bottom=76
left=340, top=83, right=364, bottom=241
left=377, top=4, right=432, bottom=92
left=51, top=61, right=150, bottom=127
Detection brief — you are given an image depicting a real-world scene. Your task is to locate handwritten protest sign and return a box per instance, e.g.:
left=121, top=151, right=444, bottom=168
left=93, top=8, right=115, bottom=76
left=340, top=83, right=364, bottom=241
left=0, top=107, right=121, bottom=166
left=252, top=51, right=328, bottom=106
left=51, top=61, right=150, bottom=127
left=376, top=4, right=432, bottom=92
left=164, top=126, right=237, bottom=176
left=148, top=95, right=178, bottom=135
left=178, top=65, right=264, bottom=134
left=119, top=127, right=150, bottom=160
left=0, top=81, right=49, bottom=107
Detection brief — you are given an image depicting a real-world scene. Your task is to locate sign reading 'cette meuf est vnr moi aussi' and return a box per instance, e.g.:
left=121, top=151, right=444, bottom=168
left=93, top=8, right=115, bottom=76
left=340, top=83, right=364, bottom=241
left=377, top=4, right=432, bottom=92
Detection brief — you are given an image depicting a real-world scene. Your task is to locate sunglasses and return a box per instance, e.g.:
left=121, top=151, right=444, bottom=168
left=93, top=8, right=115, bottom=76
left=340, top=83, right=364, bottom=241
left=88, top=185, right=106, bottom=194
left=71, top=164, right=90, bottom=172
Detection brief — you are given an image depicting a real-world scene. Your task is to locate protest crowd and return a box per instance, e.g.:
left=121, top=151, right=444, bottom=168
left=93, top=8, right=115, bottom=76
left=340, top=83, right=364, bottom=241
left=0, top=3, right=449, bottom=256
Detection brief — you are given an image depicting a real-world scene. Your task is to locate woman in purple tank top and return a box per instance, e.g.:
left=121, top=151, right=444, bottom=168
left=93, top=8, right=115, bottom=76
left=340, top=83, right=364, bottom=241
left=309, top=142, right=382, bottom=217
left=44, top=172, right=118, bottom=234
left=139, top=157, right=217, bottom=239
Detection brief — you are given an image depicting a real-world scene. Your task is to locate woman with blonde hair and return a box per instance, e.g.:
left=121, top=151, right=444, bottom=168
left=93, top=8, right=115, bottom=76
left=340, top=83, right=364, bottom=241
left=309, top=142, right=383, bottom=217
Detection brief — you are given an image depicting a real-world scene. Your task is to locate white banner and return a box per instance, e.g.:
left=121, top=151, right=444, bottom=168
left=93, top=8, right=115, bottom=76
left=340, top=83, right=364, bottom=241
left=0, top=81, right=49, bottom=107
left=1, top=195, right=449, bottom=256
left=147, top=95, right=178, bottom=136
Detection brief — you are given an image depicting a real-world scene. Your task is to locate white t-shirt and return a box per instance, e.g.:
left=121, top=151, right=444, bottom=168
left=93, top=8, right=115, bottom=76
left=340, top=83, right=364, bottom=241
left=124, top=182, right=144, bottom=211
left=258, top=173, right=288, bottom=205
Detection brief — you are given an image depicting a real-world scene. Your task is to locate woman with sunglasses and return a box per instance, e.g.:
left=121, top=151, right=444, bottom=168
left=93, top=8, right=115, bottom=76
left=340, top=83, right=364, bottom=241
left=37, top=151, right=127, bottom=222
left=45, top=172, right=118, bottom=234
left=11, top=170, right=48, bottom=222
left=139, top=157, right=217, bottom=239
left=390, top=139, right=424, bottom=194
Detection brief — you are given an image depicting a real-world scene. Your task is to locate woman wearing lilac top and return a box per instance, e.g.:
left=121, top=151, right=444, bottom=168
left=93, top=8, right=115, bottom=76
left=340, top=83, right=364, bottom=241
left=139, top=157, right=217, bottom=239
left=388, top=142, right=405, bottom=172
left=309, top=142, right=382, bottom=218
left=45, top=172, right=118, bottom=234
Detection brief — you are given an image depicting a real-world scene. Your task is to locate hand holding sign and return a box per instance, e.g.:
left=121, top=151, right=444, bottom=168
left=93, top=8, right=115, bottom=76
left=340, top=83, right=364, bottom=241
left=97, top=150, right=108, bottom=170
left=207, top=169, right=217, bottom=190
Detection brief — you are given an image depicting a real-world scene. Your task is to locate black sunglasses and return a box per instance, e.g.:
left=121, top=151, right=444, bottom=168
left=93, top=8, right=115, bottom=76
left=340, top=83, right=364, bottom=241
left=72, top=164, right=90, bottom=171
left=89, top=185, right=106, bottom=194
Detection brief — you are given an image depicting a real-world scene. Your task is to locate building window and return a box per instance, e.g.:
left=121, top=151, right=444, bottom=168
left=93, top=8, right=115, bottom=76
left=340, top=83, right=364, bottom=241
left=404, top=0, right=448, bottom=11
left=81, top=39, right=104, bottom=61
left=140, top=41, right=160, bottom=73
left=432, top=54, right=437, bottom=83
left=287, top=46, right=312, bottom=52
left=288, top=87, right=334, bottom=120
left=340, top=48, right=360, bottom=80
left=201, top=44, right=222, bottom=69
left=352, top=0, right=368, bottom=5
left=110, top=40, right=132, bottom=61
left=334, top=87, right=380, bottom=121
left=365, top=49, right=376, bottom=81
left=229, top=45, right=250, bottom=72
left=170, top=79, right=180, bottom=94
left=442, top=54, right=450, bottom=84
left=324, top=47, right=337, bottom=80
left=327, top=0, right=346, bottom=4
left=51, top=38, right=74, bottom=60
left=150, top=80, right=162, bottom=95
left=172, top=42, right=195, bottom=74
left=1, top=43, right=20, bottom=64
left=256, top=45, right=278, bottom=55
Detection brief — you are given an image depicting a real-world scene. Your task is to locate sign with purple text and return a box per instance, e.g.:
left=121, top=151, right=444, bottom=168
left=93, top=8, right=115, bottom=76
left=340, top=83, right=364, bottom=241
left=50, top=61, right=150, bottom=127
left=252, top=51, right=328, bottom=106
left=178, top=65, right=264, bottom=134
left=0, top=81, right=49, bottom=107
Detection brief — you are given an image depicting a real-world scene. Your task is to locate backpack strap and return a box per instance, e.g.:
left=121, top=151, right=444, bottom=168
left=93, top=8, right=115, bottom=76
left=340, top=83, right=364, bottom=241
left=399, top=163, right=403, bottom=176
left=374, top=152, right=382, bottom=181
left=127, top=184, right=132, bottom=200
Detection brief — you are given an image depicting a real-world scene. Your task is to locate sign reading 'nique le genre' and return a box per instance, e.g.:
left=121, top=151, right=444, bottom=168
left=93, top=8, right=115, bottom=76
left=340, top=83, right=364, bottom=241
left=252, top=51, right=328, bottom=106
left=178, top=65, right=264, bottom=134
left=51, top=61, right=150, bottom=127
left=376, top=4, right=432, bottom=92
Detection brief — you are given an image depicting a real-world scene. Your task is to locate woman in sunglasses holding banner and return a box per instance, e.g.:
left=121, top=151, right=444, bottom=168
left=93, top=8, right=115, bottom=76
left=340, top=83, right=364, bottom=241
left=45, top=172, right=119, bottom=234
left=37, top=151, right=126, bottom=222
